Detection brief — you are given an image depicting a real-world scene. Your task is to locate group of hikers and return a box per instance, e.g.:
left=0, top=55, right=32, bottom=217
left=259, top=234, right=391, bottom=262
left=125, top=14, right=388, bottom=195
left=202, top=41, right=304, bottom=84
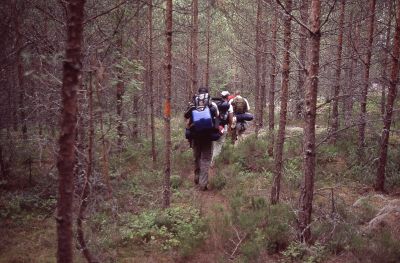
left=184, top=87, right=253, bottom=191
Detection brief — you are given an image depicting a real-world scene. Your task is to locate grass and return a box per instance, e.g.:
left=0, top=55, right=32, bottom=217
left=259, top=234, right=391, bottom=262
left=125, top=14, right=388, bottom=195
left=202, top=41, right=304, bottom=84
left=2, top=106, right=400, bottom=262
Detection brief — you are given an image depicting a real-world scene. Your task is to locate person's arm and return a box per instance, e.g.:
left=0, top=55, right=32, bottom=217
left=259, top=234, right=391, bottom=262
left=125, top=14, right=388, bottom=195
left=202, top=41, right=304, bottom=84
left=211, top=102, right=219, bottom=117
left=227, top=104, right=234, bottom=130
left=245, top=98, right=250, bottom=111
left=184, top=102, right=194, bottom=119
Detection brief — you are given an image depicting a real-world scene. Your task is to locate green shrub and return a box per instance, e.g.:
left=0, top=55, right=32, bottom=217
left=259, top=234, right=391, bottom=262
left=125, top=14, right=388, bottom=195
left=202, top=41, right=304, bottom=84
left=282, top=241, right=327, bottom=263
left=229, top=191, right=295, bottom=260
left=284, top=157, right=302, bottom=188
left=0, top=192, right=56, bottom=223
left=170, top=175, right=183, bottom=189
left=209, top=174, right=227, bottom=190
left=119, top=206, right=207, bottom=255
left=351, top=230, right=400, bottom=263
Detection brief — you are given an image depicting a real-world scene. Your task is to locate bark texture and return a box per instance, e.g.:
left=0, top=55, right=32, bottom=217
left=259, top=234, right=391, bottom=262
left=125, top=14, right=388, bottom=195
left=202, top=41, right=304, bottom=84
left=57, top=0, right=85, bottom=262
left=191, top=0, right=198, bottom=93
left=330, top=0, right=345, bottom=144
left=358, top=0, right=376, bottom=159
left=375, top=0, right=400, bottom=192
left=268, top=3, right=278, bottom=157
left=116, top=29, right=124, bottom=150
left=76, top=73, right=97, bottom=263
left=271, top=0, right=292, bottom=205
left=163, top=0, right=173, bottom=208
left=255, top=0, right=263, bottom=136
left=148, top=0, right=157, bottom=166
left=295, top=0, right=308, bottom=119
left=381, top=0, right=393, bottom=116
left=299, top=0, right=321, bottom=243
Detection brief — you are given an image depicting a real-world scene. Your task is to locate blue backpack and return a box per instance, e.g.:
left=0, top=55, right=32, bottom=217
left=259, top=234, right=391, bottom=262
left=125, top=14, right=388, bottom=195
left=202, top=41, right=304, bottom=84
left=185, top=93, right=220, bottom=141
left=191, top=93, right=213, bottom=133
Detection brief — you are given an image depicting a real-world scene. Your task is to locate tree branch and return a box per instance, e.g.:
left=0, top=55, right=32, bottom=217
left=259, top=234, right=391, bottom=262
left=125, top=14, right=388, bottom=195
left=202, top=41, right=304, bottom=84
left=83, top=0, right=129, bottom=25
left=34, top=5, right=64, bottom=25
left=319, top=0, right=339, bottom=31
left=273, top=0, right=313, bottom=35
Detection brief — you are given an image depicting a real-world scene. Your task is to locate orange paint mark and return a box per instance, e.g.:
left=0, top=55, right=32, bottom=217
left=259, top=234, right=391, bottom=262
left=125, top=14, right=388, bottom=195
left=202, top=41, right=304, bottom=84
left=164, top=101, right=171, bottom=117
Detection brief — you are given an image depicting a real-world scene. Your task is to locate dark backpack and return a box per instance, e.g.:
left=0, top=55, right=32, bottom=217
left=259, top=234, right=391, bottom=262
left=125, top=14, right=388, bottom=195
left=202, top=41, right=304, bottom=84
left=212, top=97, right=230, bottom=125
left=186, top=93, right=220, bottom=141
left=232, top=96, right=247, bottom=114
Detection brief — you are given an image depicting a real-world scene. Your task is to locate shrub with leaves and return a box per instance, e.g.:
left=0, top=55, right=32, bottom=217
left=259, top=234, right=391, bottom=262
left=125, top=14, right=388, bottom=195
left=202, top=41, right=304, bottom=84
left=119, top=206, right=207, bottom=255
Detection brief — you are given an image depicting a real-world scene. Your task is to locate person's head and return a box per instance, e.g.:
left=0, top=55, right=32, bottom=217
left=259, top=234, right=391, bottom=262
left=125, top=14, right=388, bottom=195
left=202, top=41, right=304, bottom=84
left=234, top=89, right=241, bottom=96
left=198, top=87, right=209, bottom=94
left=221, top=90, right=230, bottom=99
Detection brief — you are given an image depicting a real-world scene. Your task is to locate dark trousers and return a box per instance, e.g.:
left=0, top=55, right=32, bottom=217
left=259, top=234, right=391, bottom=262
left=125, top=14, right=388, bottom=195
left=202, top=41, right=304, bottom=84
left=192, top=138, right=213, bottom=188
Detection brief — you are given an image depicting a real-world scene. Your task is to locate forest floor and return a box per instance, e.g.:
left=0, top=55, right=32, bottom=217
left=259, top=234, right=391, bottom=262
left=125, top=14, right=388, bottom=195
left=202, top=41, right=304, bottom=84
left=1, top=120, right=400, bottom=263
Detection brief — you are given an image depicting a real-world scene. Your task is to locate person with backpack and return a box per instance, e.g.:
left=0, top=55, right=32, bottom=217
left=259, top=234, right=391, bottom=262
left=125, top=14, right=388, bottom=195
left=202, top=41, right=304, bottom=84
left=211, top=90, right=233, bottom=163
left=184, top=87, right=219, bottom=191
left=229, top=90, right=253, bottom=142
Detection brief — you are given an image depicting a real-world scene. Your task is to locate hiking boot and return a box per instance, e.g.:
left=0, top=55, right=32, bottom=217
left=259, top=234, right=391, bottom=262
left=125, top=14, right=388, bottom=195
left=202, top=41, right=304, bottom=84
left=194, top=177, right=199, bottom=185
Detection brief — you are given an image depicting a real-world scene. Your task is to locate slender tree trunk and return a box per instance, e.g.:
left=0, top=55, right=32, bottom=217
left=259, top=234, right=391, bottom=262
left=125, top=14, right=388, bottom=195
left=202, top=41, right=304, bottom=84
left=358, top=0, right=376, bottom=159
left=77, top=72, right=97, bottom=263
left=268, top=2, right=278, bottom=157
left=205, top=1, right=211, bottom=87
left=13, top=1, right=27, bottom=139
left=116, top=28, right=124, bottom=150
left=344, top=17, right=359, bottom=127
left=271, top=0, right=292, bottom=205
left=260, top=24, right=267, bottom=129
left=330, top=0, right=345, bottom=144
left=295, top=0, right=308, bottom=119
left=57, top=0, right=85, bottom=262
left=132, top=1, right=140, bottom=140
left=187, top=38, right=192, bottom=100
left=148, top=0, right=157, bottom=166
left=299, top=0, right=321, bottom=244
left=381, top=0, right=393, bottom=117
left=94, top=73, right=112, bottom=198
left=375, top=0, right=400, bottom=192
left=191, top=0, right=198, bottom=94
left=255, top=0, right=263, bottom=136
left=163, top=0, right=173, bottom=208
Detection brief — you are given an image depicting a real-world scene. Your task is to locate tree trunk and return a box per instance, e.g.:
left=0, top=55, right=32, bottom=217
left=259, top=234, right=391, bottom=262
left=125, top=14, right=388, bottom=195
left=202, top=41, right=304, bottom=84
left=13, top=1, right=27, bottom=139
left=295, top=0, right=308, bottom=119
left=343, top=15, right=359, bottom=127
left=116, top=27, right=124, bottom=150
left=255, top=0, right=263, bottom=136
left=191, top=0, right=198, bottom=94
left=132, top=3, right=140, bottom=140
left=268, top=1, right=278, bottom=157
left=57, top=0, right=85, bottom=262
left=76, top=72, right=97, bottom=263
left=148, top=0, right=157, bottom=166
left=205, top=1, right=211, bottom=88
left=163, top=0, right=173, bottom=208
left=94, top=72, right=112, bottom=198
left=330, top=0, right=345, bottom=144
left=381, top=0, right=393, bottom=117
left=375, top=0, right=400, bottom=192
left=260, top=24, right=267, bottom=129
left=358, top=0, right=376, bottom=159
left=186, top=37, right=192, bottom=100
left=271, top=0, right=292, bottom=205
left=299, top=0, right=321, bottom=244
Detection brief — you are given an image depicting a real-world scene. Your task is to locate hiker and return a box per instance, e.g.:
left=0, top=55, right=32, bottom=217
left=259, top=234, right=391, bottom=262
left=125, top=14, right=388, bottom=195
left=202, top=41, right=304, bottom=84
left=229, top=90, right=253, bottom=142
left=212, top=91, right=234, bottom=162
left=184, top=87, right=220, bottom=191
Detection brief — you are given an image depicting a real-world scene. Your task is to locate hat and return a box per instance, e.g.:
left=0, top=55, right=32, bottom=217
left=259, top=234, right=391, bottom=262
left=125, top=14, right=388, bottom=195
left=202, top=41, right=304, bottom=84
left=221, top=91, right=230, bottom=97
left=198, top=87, right=209, bottom=94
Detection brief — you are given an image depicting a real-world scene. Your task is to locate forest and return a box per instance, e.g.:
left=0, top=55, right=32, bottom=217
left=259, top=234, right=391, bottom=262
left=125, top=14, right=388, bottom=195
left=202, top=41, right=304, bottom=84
left=1, top=0, right=400, bottom=262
